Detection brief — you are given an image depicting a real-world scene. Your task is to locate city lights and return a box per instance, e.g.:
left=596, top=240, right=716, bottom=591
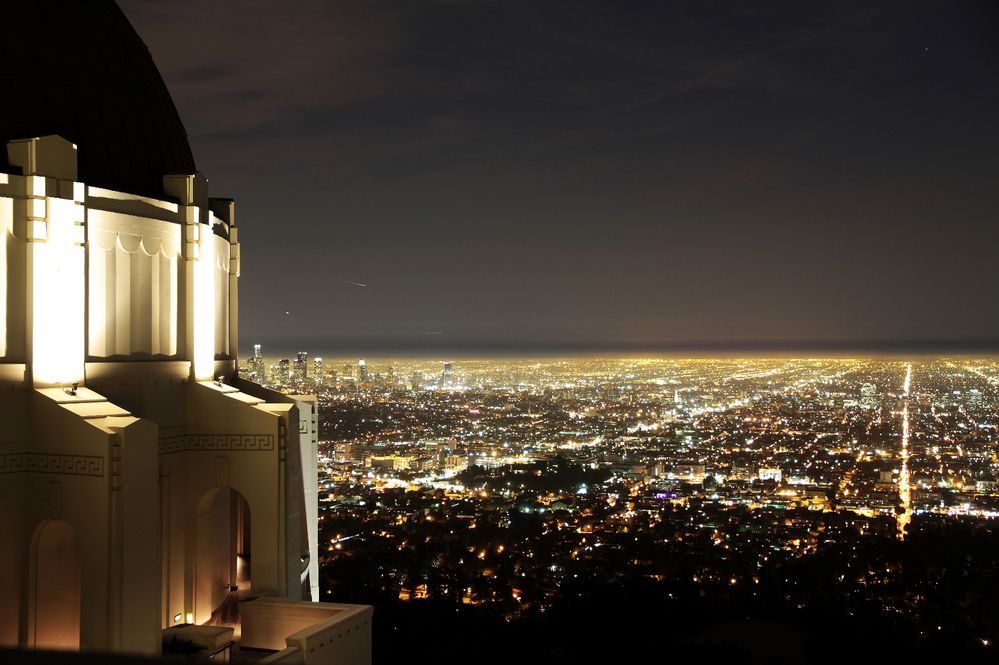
left=245, top=352, right=999, bottom=650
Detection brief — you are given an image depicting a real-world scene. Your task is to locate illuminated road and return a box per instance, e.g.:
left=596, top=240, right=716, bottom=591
left=897, top=363, right=912, bottom=539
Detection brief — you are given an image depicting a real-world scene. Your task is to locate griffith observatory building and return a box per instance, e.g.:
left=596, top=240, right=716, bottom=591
left=0, top=2, right=371, bottom=662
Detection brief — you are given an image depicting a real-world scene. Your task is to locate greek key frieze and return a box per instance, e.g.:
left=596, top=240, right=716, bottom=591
left=158, top=434, right=275, bottom=455
left=0, top=453, right=104, bottom=477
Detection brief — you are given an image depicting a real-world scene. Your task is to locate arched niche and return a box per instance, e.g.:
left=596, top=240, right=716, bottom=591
left=27, top=519, right=80, bottom=650
left=194, top=487, right=251, bottom=626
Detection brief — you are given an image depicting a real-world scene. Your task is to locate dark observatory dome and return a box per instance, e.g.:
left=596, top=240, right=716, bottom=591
left=0, top=1, right=196, bottom=197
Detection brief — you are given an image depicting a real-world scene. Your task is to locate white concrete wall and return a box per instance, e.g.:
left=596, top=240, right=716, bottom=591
left=25, top=388, right=161, bottom=654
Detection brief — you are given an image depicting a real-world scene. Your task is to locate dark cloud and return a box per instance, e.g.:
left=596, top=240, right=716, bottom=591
left=118, top=0, right=999, bottom=353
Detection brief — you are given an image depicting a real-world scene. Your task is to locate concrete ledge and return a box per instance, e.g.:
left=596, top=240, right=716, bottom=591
left=240, top=597, right=372, bottom=665
left=161, top=624, right=233, bottom=651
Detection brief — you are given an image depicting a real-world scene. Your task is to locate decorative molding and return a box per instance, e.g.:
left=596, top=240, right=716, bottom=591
left=158, top=434, right=274, bottom=456
left=0, top=453, right=104, bottom=477
left=109, top=438, right=123, bottom=491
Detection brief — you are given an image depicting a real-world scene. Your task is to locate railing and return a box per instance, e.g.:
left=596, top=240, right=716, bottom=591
left=208, top=640, right=234, bottom=662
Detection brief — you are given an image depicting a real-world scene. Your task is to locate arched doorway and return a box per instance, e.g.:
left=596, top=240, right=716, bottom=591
left=194, top=488, right=251, bottom=626
left=27, top=520, right=80, bottom=650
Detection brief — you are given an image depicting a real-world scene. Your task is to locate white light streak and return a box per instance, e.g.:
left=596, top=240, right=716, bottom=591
left=897, top=363, right=912, bottom=539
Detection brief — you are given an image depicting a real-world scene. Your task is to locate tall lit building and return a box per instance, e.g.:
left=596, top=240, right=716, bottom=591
left=294, top=350, right=309, bottom=385
left=0, top=2, right=370, bottom=662
left=357, top=359, right=369, bottom=383
left=247, top=343, right=265, bottom=383
left=442, top=361, right=455, bottom=387
left=313, top=357, right=326, bottom=386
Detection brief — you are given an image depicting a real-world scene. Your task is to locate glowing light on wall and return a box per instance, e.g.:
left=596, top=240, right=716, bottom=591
left=214, top=235, right=230, bottom=356
left=0, top=196, right=10, bottom=358
left=33, top=197, right=85, bottom=385
left=193, top=220, right=215, bottom=380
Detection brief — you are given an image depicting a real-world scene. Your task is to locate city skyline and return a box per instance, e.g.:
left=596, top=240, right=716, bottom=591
left=243, top=338, right=999, bottom=360
left=118, top=0, right=999, bottom=351
left=250, top=354, right=994, bottom=533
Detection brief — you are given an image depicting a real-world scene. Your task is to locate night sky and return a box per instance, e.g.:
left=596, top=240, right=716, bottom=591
left=118, top=0, right=999, bottom=355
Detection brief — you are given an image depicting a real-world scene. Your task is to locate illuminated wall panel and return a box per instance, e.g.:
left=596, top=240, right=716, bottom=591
left=33, top=197, right=85, bottom=385
left=214, top=234, right=230, bottom=357
left=193, top=222, right=215, bottom=379
left=0, top=196, right=9, bottom=358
